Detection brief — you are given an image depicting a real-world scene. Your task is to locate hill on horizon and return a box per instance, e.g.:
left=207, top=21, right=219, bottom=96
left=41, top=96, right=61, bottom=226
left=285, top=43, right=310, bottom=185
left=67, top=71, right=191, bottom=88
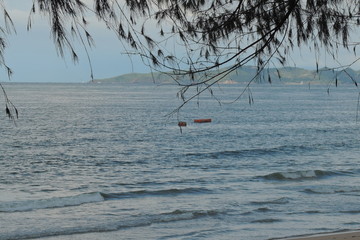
left=91, top=66, right=360, bottom=85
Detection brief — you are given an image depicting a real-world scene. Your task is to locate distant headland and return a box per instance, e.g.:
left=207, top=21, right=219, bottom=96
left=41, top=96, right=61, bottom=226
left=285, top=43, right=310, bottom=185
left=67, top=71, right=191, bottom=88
left=91, top=66, right=360, bottom=85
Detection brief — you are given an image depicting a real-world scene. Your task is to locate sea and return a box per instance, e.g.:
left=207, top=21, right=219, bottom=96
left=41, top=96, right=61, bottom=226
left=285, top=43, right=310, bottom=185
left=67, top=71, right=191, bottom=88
left=1, top=82, right=360, bottom=240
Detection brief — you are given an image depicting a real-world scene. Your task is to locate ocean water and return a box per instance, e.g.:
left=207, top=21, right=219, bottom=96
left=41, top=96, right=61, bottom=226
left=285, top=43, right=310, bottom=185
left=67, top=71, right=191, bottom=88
left=1, top=82, right=360, bottom=240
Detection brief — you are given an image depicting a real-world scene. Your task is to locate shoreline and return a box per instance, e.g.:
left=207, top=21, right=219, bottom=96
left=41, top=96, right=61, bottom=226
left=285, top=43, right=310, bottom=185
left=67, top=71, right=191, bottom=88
left=29, top=230, right=360, bottom=240
left=279, top=230, right=360, bottom=240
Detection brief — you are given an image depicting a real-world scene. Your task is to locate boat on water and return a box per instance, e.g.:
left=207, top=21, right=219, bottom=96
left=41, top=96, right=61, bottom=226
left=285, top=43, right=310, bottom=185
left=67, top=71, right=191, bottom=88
left=194, top=119, right=212, bottom=123
left=178, top=121, right=187, bottom=127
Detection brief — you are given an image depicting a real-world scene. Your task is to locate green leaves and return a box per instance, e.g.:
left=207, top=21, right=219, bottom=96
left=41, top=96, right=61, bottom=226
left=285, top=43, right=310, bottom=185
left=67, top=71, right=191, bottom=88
left=0, top=82, right=17, bottom=123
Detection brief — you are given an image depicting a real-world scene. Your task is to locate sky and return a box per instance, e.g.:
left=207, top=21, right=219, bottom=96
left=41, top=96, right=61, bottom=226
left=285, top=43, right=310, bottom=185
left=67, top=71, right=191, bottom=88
left=0, top=1, right=359, bottom=83
left=0, top=1, right=150, bottom=83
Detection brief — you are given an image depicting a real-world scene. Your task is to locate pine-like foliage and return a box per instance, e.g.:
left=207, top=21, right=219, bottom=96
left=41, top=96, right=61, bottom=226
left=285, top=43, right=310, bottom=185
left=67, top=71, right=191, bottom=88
left=0, top=0, right=359, bottom=112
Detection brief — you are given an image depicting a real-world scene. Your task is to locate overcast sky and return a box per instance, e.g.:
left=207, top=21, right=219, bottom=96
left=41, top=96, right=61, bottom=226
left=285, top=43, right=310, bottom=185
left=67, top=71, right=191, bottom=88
left=1, top=1, right=359, bottom=83
left=0, top=1, right=149, bottom=83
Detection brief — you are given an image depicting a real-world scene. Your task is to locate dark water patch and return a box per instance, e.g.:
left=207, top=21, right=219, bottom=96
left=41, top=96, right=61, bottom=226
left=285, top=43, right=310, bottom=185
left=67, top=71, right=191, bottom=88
left=344, top=222, right=360, bottom=225
left=303, top=185, right=360, bottom=195
left=101, top=187, right=212, bottom=200
left=185, top=145, right=314, bottom=159
left=250, top=197, right=290, bottom=205
left=69, top=185, right=90, bottom=191
left=109, top=180, right=175, bottom=188
left=303, top=188, right=335, bottom=194
left=241, top=207, right=276, bottom=216
left=339, top=210, right=360, bottom=214
left=94, top=159, right=147, bottom=167
left=287, top=210, right=324, bottom=215
left=186, top=140, right=360, bottom=161
left=40, top=188, right=57, bottom=192
left=166, top=209, right=222, bottom=218
left=0, top=192, right=104, bottom=213
left=251, top=218, right=282, bottom=223
left=304, top=210, right=322, bottom=214
left=256, top=207, right=273, bottom=212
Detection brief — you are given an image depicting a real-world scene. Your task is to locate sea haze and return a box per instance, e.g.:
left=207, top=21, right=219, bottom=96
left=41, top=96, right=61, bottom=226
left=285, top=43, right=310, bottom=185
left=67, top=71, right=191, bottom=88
left=0, top=82, right=360, bottom=240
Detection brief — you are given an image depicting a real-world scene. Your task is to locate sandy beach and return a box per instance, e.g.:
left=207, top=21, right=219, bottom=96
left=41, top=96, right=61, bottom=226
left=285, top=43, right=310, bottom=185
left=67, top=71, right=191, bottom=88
left=283, top=231, right=360, bottom=240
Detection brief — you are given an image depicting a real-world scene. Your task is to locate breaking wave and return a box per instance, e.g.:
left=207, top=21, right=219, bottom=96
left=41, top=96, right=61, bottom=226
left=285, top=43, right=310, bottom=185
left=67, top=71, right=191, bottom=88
left=261, top=170, right=341, bottom=181
left=100, top=187, right=211, bottom=199
left=0, top=188, right=211, bottom=213
left=0, top=208, right=224, bottom=240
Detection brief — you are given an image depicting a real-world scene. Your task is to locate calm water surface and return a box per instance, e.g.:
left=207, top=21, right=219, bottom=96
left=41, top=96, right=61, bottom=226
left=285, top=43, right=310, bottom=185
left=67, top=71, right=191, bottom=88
left=0, top=82, right=360, bottom=240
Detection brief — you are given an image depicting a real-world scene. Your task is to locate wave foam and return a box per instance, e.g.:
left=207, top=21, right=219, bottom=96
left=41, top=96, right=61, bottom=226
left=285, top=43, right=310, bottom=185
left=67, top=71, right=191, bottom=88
left=262, top=170, right=335, bottom=181
left=0, top=208, right=224, bottom=240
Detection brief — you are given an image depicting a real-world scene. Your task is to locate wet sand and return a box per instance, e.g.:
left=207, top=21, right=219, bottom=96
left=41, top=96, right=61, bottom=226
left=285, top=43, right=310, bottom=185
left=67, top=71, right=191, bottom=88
left=283, top=231, right=360, bottom=240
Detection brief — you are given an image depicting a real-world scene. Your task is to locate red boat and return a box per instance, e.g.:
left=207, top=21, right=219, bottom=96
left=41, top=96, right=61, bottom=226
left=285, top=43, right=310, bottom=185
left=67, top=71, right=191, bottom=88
left=178, top=121, right=187, bottom=127
left=194, top=119, right=212, bottom=123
